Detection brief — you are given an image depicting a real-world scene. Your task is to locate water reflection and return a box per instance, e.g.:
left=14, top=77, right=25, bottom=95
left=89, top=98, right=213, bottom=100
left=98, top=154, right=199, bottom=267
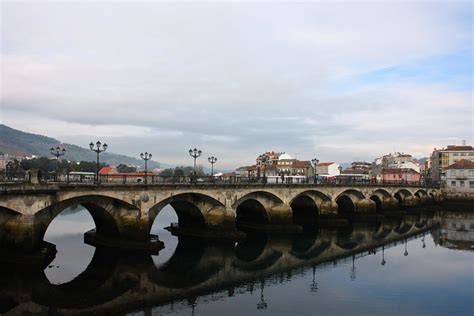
left=1, top=209, right=473, bottom=316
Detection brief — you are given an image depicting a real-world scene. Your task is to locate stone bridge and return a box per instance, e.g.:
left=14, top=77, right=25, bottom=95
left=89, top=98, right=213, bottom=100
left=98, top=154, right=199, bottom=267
left=0, top=183, right=442, bottom=254
left=0, top=211, right=440, bottom=315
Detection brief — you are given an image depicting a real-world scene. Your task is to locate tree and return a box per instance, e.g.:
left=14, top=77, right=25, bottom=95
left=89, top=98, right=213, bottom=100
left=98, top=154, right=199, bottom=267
left=117, top=164, right=137, bottom=173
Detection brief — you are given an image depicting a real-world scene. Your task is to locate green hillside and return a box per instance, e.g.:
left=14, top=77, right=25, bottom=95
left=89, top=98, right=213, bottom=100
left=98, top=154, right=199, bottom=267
left=0, top=124, right=160, bottom=169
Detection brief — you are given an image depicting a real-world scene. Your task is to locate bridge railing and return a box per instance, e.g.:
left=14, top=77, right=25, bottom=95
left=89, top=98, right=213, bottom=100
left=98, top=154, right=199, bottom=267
left=0, top=171, right=31, bottom=183
left=1, top=172, right=438, bottom=188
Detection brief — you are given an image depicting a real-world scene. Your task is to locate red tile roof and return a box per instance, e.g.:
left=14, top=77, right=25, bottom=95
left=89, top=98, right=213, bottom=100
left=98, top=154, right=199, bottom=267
left=444, top=146, right=473, bottom=151
left=99, top=167, right=115, bottom=174
left=445, top=159, right=474, bottom=170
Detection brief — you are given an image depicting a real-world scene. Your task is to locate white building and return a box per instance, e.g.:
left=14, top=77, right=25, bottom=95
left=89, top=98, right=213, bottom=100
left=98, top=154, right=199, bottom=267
left=443, top=159, right=474, bottom=200
left=315, top=162, right=340, bottom=177
left=371, top=152, right=421, bottom=178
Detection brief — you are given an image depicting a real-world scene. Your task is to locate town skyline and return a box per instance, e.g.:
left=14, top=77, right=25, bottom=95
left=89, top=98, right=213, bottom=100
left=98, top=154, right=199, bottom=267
left=1, top=2, right=472, bottom=169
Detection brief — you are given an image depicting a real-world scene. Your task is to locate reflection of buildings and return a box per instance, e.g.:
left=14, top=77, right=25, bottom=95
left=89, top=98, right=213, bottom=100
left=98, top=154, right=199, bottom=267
left=439, top=212, right=474, bottom=251
left=0, top=211, right=442, bottom=315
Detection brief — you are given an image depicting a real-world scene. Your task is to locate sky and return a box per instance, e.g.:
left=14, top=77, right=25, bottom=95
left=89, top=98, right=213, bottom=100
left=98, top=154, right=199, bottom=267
left=1, top=1, right=472, bottom=169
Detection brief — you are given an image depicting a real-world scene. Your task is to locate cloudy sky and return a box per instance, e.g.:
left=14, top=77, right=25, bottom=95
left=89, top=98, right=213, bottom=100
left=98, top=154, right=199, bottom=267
left=1, top=1, right=472, bottom=169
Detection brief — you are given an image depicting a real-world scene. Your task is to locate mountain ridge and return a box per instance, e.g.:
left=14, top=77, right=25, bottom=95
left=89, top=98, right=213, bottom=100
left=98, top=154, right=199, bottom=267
left=0, top=124, right=161, bottom=169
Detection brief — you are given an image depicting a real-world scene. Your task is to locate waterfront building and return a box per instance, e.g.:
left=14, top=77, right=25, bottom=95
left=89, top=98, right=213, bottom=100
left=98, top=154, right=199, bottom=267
left=236, top=152, right=314, bottom=178
left=443, top=159, right=474, bottom=200
left=99, top=166, right=154, bottom=183
left=429, top=144, right=474, bottom=182
left=371, top=152, right=421, bottom=179
left=315, top=162, right=340, bottom=177
left=380, top=168, right=421, bottom=183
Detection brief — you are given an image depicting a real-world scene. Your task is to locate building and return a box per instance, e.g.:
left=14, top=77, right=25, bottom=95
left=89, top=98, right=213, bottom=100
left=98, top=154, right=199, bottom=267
left=371, top=152, right=421, bottom=179
left=236, top=152, right=314, bottom=178
left=0, top=154, right=9, bottom=170
left=429, top=144, right=474, bottom=182
left=349, top=161, right=371, bottom=171
left=315, top=162, right=340, bottom=177
left=443, top=159, right=474, bottom=200
left=99, top=167, right=155, bottom=183
left=380, top=168, right=421, bottom=183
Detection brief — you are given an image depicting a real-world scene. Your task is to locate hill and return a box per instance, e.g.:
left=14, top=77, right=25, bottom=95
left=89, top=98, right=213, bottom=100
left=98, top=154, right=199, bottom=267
left=0, top=124, right=161, bottom=169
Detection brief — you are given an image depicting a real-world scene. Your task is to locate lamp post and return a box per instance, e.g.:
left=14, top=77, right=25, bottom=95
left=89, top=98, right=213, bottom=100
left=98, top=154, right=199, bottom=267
left=189, top=148, right=202, bottom=183
left=404, top=239, right=408, bottom=256
left=381, top=246, right=386, bottom=265
left=311, top=158, right=319, bottom=184
left=89, top=141, right=107, bottom=183
left=50, top=146, right=66, bottom=178
left=350, top=255, right=356, bottom=281
left=208, top=156, right=217, bottom=180
left=310, top=266, right=318, bottom=292
left=257, top=280, right=267, bottom=310
left=140, top=152, right=152, bottom=184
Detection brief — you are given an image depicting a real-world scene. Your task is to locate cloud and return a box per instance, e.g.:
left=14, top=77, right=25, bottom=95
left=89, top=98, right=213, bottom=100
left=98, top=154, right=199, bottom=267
left=1, top=1, right=472, bottom=168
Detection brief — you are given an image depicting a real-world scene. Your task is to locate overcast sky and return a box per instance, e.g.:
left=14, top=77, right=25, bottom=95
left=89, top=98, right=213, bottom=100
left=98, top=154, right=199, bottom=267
left=1, top=1, right=472, bottom=169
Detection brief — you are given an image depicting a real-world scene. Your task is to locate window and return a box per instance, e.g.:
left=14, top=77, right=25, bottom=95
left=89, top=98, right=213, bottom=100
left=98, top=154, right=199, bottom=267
left=470, top=223, right=474, bottom=229
left=451, top=223, right=456, bottom=229
left=461, top=153, right=466, bottom=156
left=470, top=181, right=474, bottom=189
left=460, top=181, right=465, bottom=187
left=451, top=181, right=456, bottom=186
left=469, top=153, right=474, bottom=156
left=454, top=153, right=459, bottom=156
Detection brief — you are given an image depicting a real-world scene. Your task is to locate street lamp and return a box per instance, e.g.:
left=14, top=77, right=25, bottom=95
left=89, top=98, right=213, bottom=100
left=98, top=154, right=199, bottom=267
left=140, top=152, right=152, bottom=184
left=310, top=266, right=318, bottom=292
left=311, top=158, right=319, bottom=184
left=350, top=255, right=357, bottom=281
left=404, top=239, right=408, bottom=256
left=89, top=141, right=107, bottom=183
left=208, top=156, right=217, bottom=179
left=257, top=280, right=267, bottom=310
left=50, top=146, right=66, bottom=177
left=381, top=246, right=386, bottom=265
left=189, top=148, right=202, bottom=182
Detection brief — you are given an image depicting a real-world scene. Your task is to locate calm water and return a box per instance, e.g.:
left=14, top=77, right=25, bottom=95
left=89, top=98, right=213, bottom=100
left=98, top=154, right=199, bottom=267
left=1, top=206, right=473, bottom=316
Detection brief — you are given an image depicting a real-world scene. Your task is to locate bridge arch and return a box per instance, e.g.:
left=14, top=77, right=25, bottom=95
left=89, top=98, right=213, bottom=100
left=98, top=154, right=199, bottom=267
left=370, top=189, right=392, bottom=212
left=34, top=195, right=134, bottom=244
left=148, top=193, right=226, bottom=230
left=335, top=189, right=366, bottom=215
left=32, top=247, right=137, bottom=308
left=394, top=189, right=412, bottom=207
left=289, top=190, right=330, bottom=228
left=233, top=191, right=283, bottom=227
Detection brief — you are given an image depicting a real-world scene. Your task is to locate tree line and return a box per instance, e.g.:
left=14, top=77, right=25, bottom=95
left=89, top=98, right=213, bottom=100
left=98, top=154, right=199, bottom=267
left=4, top=157, right=108, bottom=173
